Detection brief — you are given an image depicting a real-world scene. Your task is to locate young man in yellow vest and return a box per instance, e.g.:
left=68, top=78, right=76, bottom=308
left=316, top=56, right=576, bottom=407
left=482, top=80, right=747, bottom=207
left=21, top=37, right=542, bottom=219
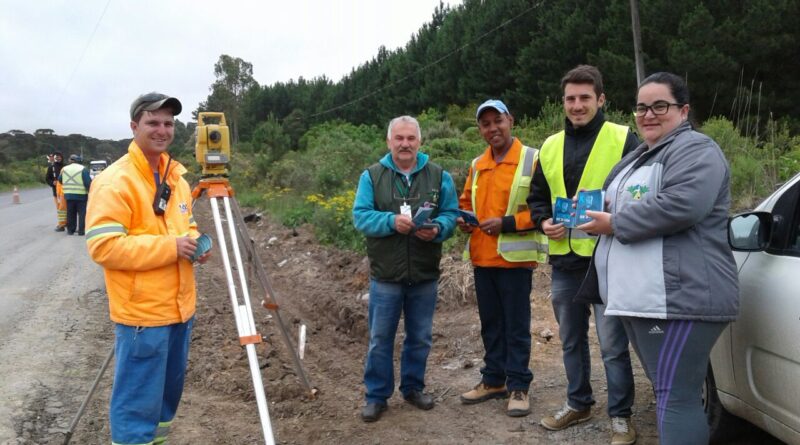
left=527, top=65, right=640, bottom=445
left=457, top=100, right=548, bottom=417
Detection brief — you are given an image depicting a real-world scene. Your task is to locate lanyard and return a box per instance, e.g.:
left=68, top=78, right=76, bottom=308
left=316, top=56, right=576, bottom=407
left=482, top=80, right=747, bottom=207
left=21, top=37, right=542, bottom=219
left=393, top=174, right=411, bottom=200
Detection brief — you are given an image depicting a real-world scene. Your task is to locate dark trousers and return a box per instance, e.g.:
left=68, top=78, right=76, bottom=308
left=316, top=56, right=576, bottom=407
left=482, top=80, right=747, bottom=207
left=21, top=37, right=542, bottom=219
left=66, top=199, right=87, bottom=234
left=473, top=266, right=534, bottom=391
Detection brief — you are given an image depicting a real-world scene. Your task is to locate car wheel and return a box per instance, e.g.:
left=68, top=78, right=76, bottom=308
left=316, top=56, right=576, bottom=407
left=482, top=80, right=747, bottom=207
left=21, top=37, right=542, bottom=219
left=703, top=363, right=741, bottom=443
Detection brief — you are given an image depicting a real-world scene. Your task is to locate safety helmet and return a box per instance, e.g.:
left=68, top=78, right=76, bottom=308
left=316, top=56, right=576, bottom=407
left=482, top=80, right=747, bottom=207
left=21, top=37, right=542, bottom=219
left=69, top=154, right=82, bottom=162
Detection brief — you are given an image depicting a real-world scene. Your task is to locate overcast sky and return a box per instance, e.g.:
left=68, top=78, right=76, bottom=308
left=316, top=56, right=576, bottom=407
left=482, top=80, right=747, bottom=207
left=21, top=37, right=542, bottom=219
left=0, top=0, right=460, bottom=140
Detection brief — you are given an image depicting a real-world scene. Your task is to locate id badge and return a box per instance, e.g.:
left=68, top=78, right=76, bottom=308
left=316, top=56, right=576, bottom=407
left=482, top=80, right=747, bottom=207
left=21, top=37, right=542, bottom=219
left=400, top=202, right=412, bottom=218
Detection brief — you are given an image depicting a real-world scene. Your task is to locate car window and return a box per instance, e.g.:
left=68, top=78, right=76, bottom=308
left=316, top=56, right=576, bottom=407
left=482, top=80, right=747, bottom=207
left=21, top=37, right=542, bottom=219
left=767, top=180, right=800, bottom=256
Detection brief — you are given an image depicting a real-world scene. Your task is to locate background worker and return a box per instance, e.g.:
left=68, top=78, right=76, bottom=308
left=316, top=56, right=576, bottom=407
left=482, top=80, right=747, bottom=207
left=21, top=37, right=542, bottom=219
left=59, top=154, right=91, bottom=235
left=457, top=100, right=548, bottom=417
left=353, top=115, right=458, bottom=422
left=528, top=65, right=639, bottom=445
left=85, top=92, right=210, bottom=445
left=580, top=72, right=738, bottom=445
left=45, top=150, right=66, bottom=231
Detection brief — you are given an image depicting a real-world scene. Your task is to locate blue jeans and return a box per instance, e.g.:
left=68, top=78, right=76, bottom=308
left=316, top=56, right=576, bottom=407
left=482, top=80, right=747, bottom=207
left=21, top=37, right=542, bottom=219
left=364, top=279, right=437, bottom=404
left=110, top=318, right=193, bottom=445
left=551, top=268, right=634, bottom=417
left=474, top=267, right=533, bottom=391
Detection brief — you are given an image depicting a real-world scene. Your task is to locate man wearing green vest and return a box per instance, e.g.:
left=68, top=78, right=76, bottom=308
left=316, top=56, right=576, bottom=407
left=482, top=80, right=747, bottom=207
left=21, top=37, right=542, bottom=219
left=353, top=115, right=458, bottom=422
left=59, top=154, right=92, bottom=235
left=528, top=65, right=640, bottom=445
left=457, top=100, right=548, bottom=418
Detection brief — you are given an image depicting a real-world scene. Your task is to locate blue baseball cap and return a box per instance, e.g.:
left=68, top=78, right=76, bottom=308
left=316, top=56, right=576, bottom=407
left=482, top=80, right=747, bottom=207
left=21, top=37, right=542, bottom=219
left=476, top=99, right=510, bottom=120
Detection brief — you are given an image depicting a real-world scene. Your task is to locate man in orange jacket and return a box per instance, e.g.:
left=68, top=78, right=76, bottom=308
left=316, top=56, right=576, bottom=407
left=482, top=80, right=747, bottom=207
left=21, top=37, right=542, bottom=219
left=457, top=100, right=546, bottom=417
left=85, top=92, right=210, bottom=445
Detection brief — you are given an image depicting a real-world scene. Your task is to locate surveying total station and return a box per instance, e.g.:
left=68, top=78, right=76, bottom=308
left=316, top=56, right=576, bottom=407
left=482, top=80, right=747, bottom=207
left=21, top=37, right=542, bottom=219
left=195, top=112, right=231, bottom=177
left=192, top=112, right=314, bottom=445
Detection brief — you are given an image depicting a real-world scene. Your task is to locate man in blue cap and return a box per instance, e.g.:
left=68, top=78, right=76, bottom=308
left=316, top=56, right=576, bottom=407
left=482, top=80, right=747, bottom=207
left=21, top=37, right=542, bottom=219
left=458, top=99, right=548, bottom=417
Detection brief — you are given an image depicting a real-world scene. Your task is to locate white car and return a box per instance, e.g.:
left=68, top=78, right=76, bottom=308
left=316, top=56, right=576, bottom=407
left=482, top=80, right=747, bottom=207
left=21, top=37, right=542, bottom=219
left=89, top=160, right=108, bottom=179
left=705, top=171, right=800, bottom=444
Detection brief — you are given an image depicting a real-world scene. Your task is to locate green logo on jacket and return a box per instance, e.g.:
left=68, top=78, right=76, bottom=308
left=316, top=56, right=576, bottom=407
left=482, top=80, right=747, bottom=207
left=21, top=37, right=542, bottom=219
left=627, top=185, right=649, bottom=200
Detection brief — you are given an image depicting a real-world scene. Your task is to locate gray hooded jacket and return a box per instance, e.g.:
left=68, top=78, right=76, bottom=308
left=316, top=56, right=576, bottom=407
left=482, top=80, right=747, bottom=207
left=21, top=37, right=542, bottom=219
left=594, top=121, right=739, bottom=321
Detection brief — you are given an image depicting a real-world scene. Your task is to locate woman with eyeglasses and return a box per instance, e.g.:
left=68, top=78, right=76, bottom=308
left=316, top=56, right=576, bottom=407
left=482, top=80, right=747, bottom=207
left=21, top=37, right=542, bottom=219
left=577, top=72, right=739, bottom=445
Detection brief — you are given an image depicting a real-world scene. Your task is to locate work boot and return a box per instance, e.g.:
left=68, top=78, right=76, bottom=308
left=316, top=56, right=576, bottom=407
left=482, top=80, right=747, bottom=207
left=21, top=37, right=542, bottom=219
left=610, top=416, right=636, bottom=445
left=460, top=382, right=508, bottom=405
left=403, top=390, right=434, bottom=410
left=506, top=390, right=530, bottom=417
left=361, top=402, right=387, bottom=422
left=540, top=403, right=592, bottom=431
left=54, top=226, right=65, bottom=232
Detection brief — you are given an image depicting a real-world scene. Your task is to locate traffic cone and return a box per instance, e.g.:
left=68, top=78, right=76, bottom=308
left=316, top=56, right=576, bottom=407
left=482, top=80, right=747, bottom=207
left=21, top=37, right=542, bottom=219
left=12, top=186, right=20, bottom=204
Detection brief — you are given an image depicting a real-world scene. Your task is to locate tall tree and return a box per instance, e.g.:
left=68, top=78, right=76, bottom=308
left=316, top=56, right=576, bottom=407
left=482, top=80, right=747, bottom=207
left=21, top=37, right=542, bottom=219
left=197, top=55, right=258, bottom=143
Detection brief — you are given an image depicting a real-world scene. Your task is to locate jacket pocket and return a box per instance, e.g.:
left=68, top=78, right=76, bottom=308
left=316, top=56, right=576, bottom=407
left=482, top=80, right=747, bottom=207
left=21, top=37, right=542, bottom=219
left=663, top=238, right=681, bottom=291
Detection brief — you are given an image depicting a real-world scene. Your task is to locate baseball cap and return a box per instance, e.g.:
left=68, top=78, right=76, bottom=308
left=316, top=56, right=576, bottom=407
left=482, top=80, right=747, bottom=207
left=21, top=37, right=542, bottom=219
left=130, top=92, right=182, bottom=120
left=476, top=99, right=510, bottom=120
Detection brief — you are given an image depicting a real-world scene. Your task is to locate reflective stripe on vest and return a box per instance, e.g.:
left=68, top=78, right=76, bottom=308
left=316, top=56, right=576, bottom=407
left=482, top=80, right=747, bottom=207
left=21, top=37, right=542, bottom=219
left=540, top=121, right=628, bottom=256
left=61, top=164, right=87, bottom=195
left=466, top=145, right=548, bottom=263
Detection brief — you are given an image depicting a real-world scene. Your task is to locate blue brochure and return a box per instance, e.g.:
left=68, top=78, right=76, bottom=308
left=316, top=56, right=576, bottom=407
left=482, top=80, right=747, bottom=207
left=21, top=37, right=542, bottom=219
left=458, top=209, right=480, bottom=226
left=412, top=206, right=434, bottom=227
left=552, top=190, right=604, bottom=228
left=191, top=233, right=213, bottom=262
left=553, top=197, right=575, bottom=227
left=576, top=189, right=603, bottom=225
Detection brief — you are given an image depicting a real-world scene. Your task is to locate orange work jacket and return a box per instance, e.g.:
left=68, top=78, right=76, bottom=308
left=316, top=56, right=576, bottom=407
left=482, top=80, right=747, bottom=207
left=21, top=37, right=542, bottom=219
left=85, top=141, right=200, bottom=326
left=459, top=138, right=537, bottom=268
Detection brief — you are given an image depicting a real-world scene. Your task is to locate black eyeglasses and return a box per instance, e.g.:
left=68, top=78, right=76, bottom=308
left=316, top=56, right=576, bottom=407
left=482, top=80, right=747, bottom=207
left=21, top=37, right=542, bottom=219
left=634, top=101, right=684, bottom=117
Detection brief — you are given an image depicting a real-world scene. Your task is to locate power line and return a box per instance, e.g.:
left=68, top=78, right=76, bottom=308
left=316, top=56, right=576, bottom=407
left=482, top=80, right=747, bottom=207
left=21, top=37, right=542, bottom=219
left=306, top=2, right=541, bottom=119
left=47, top=0, right=113, bottom=123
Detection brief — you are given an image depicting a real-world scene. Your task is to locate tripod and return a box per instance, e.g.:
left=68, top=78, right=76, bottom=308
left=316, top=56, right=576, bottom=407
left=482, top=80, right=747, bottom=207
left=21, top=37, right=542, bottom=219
left=192, top=177, right=315, bottom=445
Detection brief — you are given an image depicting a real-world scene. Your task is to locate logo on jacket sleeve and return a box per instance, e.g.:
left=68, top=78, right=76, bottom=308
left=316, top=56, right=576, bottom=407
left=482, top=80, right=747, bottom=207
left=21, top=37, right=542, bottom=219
left=626, top=185, right=650, bottom=200
left=179, top=202, right=188, bottom=213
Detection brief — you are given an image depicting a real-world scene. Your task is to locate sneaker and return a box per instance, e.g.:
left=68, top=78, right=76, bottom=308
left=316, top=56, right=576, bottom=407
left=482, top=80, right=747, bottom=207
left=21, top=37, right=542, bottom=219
left=610, top=416, right=636, bottom=445
left=460, top=382, right=508, bottom=405
left=540, top=403, right=592, bottom=431
left=507, top=390, right=530, bottom=417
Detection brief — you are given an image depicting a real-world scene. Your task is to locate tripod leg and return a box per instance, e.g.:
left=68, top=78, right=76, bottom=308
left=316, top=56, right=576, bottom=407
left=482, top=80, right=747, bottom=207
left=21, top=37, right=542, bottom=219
left=63, top=346, right=114, bottom=445
left=210, top=197, right=276, bottom=445
left=229, top=197, right=315, bottom=395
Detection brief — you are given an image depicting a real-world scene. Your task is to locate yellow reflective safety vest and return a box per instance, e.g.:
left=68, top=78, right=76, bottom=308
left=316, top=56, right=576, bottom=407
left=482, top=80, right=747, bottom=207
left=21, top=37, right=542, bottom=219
left=60, top=163, right=88, bottom=195
left=468, top=145, right=548, bottom=263
left=540, top=122, right=628, bottom=257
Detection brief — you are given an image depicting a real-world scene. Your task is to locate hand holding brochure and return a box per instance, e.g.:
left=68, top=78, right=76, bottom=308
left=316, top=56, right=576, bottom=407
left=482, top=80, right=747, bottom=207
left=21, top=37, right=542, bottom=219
left=552, top=190, right=604, bottom=228
left=458, top=209, right=480, bottom=226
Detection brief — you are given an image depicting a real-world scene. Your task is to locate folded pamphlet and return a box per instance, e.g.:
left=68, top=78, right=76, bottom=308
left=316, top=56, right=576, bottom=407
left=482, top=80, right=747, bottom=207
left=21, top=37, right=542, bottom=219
left=458, top=209, right=480, bottom=226
left=552, top=190, right=604, bottom=228
left=412, top=206, right=434, bottom=227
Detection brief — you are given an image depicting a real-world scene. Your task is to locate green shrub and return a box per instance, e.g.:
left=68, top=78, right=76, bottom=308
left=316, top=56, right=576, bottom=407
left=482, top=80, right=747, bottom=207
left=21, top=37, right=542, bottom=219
left=306, top=190, right=363, bottom=252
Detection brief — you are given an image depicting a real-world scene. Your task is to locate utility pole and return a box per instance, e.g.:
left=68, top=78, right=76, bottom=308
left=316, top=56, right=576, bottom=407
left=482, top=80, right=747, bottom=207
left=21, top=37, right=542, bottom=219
left=630, top=0, right=645, bottom=85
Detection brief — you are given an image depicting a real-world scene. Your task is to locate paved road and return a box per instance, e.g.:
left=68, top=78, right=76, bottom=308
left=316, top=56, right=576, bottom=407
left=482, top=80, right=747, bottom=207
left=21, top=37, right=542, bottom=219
left=0, top=187, right=107, bottom=441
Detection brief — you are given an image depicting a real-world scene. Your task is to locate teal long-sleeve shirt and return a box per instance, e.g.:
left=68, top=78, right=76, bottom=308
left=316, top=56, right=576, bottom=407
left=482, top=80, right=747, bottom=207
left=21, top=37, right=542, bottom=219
left=352, top=152, right=458, bottom=243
